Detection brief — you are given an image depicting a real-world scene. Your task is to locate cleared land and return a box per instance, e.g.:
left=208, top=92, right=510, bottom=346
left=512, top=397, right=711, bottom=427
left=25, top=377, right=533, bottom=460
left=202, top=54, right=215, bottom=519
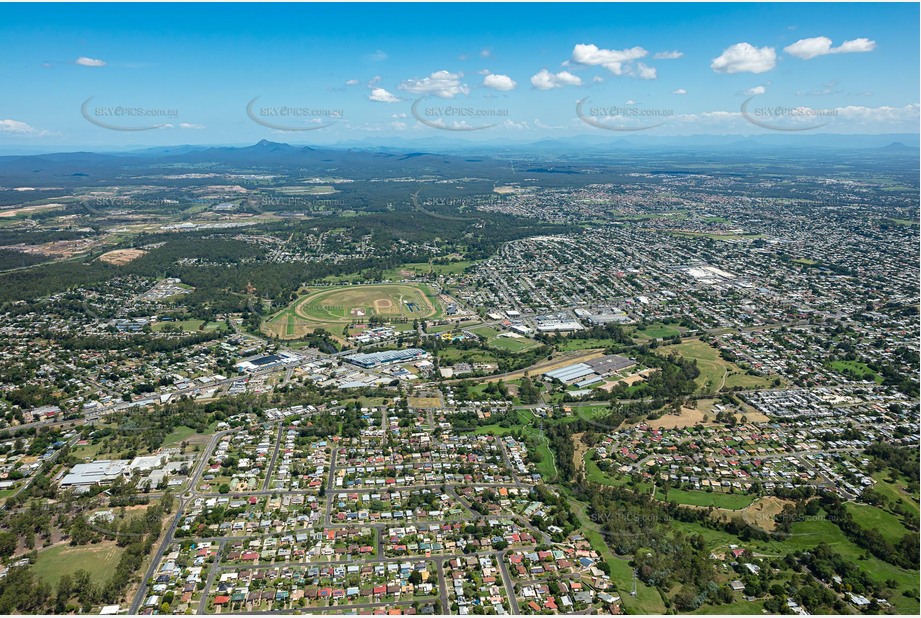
left=0, top=203, right=64, bottom=218
left=713, top=496, right=790, bottom=531
left=468, top=324, right=541, bottom=353
left=151, top=319, right=224, bottom=333
left=97, top=248, right=147, bottom=265
left=642, top=398, right=769, bottom=429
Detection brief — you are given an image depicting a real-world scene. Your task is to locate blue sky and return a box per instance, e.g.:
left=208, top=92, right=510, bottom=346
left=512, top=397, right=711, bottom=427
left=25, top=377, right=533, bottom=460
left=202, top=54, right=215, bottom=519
left=0, top=2, right=917, bottom=148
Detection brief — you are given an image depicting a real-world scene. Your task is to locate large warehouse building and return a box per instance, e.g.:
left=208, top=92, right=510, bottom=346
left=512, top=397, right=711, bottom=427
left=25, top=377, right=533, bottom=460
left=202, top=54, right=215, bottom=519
left=544, top=354, right=636, bottom=387
left=344, top=348, right=427, bottom=369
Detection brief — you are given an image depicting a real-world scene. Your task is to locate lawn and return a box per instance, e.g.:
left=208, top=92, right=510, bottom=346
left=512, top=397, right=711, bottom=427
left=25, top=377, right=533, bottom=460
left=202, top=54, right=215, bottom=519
left=487, top=335, right=541, bottom=353
left=584, top=450, right=628, bottom=487
left=520, top=424, right=556, bottom=480
left=659, top=339, right=772, bottom=393
left=557, top=338, right=617, bottom=351
left=872, top=471, right=920, bottom=517
left=263, top=282, right=442, bottom=339
left=468, top=325, right=501, bottom=338
left=430, top=260, right=480, bottom=275
left=151, top=319, right=224, bottom=333
left=846, top=503, right=910, bottom=545
left=571, top=404, right=616, bottom=421
left=381, top=262, right=433, bottom=280
left=468, top=409, right=533, bottom=436
left=827, top=360, right=883, bottom=383
left=724, top=372, right=775, bottom=389
left=665, top=488, right=755, bottom=510
left=33, top=542, right=123, bottom=587
left=71, top=438, right=108, bottom=460
left=439, top=347, right=498, bottom=364
left=382, top=260, right=480, bottom=280
left=692, top=599, right=766, bottom=614
left=161, top=422, right=217, bottom=450
left=151, top=319, right=202, bottom=332
left=583, top=450, right=655, bottom=493
left=634, top=323, right=681, bottom=339
left=427, top=323, right=462, bottom=334
left=467, top=324, right=541, bottom=353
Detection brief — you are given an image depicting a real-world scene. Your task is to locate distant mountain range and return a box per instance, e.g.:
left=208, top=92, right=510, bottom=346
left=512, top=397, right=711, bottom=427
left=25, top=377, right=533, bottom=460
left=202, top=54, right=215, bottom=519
left=0, top=139, right=502, bottom=184
left=0, top=133, right=917, bottom=158
left=0, top=136, right=916, bottom=186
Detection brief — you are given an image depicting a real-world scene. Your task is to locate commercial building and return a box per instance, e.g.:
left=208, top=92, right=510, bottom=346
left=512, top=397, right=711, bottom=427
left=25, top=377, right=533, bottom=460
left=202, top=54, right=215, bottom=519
left=60, top=460, right=130, bottom=487
left=544, top=354, right=635, bottom=385
left=235, top=351, right=299, bottom=373
left=344, top=348, right=427, bottom=369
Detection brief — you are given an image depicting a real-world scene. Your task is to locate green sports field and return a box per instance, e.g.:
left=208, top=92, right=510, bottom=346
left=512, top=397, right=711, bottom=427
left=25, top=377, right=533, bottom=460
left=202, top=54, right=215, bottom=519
left=263, top=283, right=443, bottom=339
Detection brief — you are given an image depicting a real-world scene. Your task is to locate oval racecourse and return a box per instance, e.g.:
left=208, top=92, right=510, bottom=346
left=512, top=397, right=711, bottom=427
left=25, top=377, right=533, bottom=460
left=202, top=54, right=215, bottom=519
left=263, top=283, right=443, bottom=339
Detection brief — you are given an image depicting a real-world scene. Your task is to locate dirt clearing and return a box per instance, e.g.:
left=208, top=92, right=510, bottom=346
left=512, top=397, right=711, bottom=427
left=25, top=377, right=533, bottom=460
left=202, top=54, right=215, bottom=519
left=98, top=248, right=147, bottom=265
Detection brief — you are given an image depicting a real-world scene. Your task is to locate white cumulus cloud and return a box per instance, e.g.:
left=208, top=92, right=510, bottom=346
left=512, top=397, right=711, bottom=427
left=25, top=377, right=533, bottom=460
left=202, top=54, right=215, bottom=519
left=179, top=122, right=205, bottom=129
left=482, top=73, right=517, bottom=91
left=636, top=62, right=656, bottom=80
left=399, top=70, right=469, bottom=98
left=834, top=103, right=919, bottom=125
left=784, top=36, right=876, bottom=60
left=744, top=85, right=767, bottom=95
left=672, top=88, right=687, bottom=95
left=530, top=69, right=582, bottom=90
left=654, top=50, right=683, bottom=60
left=0, top=119, right=39, bottom=135
left=369, top=88, right=400, bottom=103
left=711, top=43, right=776, bottom=73
left=76, top=56, right=106, bottom=67
left=571, top=43, right=649, bottom=76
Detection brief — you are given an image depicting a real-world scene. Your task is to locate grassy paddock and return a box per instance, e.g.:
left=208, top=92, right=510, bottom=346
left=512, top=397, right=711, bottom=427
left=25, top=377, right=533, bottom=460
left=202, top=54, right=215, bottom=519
left=665, top=488, right=755, bottom=510
left=658, top=339, right=772, bottom=392
left=33, top=543, right=123, bottom=587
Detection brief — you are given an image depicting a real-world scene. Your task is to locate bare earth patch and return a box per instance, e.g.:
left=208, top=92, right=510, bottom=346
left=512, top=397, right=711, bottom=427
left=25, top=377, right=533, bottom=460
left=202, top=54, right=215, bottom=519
left=408, top=397, right=441, bottom=408
left=712, top=496, right=791, bottom=532
left=0, top=203, right=64, bottom=217
left=645, top=400, right=715, bottom=429
left=373, top=298, right=393, bottom=312
left=98, top=248, right=147, bottom=265
left=599, top=367, right=658, bottom=391
left=572, top=432, right=589, bottom=475
left=642, top=398, right=769, bottom=430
